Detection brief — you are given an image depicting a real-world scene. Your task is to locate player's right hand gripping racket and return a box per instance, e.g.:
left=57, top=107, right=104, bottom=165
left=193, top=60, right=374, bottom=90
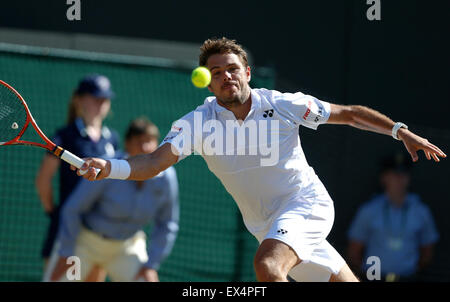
left=0, top=80, right=96, bottom=175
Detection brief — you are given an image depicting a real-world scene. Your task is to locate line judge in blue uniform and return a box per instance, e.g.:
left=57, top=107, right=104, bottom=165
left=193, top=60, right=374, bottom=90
left=347, top=153, right=439, bottom=281
left=35, top=74, right=120, bottom=274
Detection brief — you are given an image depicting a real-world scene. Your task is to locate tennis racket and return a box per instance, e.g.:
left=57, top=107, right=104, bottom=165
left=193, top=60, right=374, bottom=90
left=0, top=80, right=96, bottom=175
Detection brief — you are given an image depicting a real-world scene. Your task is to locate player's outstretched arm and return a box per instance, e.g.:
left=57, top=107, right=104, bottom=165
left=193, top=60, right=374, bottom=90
left=73, top=143, right=178, bottom=181
left=327, top=104, right=447, bottom=162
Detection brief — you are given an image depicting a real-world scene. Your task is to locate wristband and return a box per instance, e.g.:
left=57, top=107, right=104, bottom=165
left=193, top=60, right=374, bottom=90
left=392, top=122, right=408, bottom=140
left=106, top=159, right=131, bottom=180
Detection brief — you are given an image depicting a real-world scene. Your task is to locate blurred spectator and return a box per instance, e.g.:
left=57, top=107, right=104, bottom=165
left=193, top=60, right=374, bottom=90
left=43, top=118, right=179, bottom=282
left=35, top=74, right=120, bottom=274
left=347, top=153, right=439, bottom=281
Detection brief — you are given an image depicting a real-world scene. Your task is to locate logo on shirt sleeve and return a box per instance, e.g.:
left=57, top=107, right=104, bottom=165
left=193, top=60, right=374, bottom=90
left=163, top=125, right=184, bottom=142
left=171, top=126, right=183, bottom=132
left=302, top=100, right=312, bottom=120
left=163, top=135, right=176, bottom=142
left=314, top=106, right=324, bottom=123
left=304, top=99, right=325, bottom=123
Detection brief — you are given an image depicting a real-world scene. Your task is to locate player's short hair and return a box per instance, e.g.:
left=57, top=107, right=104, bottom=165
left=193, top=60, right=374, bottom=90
left=125, top=117, right=160, bottom=141
left=199, top=37, right=248, bottom=67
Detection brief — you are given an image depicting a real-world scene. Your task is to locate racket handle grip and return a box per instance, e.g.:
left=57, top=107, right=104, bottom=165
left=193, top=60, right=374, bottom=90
left=59, top=149, right=100, bottom=176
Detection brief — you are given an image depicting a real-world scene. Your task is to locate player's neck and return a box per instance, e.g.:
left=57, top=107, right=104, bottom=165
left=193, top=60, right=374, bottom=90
left=220, top=93, right=252, bottom=122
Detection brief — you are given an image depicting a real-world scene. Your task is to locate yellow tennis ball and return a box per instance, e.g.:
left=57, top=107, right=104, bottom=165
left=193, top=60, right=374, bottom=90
left=191, top=66, right=211, bottom=88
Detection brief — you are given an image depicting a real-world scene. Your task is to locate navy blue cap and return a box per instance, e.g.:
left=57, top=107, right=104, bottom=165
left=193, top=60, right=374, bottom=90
left=75, top=74, right=115, bottom=99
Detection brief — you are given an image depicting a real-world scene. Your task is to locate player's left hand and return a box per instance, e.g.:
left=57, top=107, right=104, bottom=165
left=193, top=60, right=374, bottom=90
left=398, top=128, right=447, bottom=162
left=134, top=267, right=159, bottom=282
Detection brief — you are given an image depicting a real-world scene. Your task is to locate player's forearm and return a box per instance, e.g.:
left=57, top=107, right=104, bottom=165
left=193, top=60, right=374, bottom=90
left=104, top=144, right=177, bottom=181
left=126, top=143, right=178, bottom=180
left=127, top=153, right=165, bottom=180
left=335, top=104, right=446, bottom=162
left=347, top=105, right=396, bottom=136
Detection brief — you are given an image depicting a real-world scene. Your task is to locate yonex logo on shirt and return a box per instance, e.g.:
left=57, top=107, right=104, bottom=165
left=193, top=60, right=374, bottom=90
left=314, top=107, right=324, bottom=123
left=263, top=109, right=274, bottom=118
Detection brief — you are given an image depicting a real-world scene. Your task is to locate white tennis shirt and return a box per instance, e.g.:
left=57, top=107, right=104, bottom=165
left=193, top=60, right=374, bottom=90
left=162, top=88, right=332, bottom=234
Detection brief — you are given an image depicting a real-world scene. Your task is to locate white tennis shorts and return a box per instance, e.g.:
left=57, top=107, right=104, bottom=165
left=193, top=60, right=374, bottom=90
left=43, top=227, right=148, bottom=282
left=253, top=195, right=346, bottom=282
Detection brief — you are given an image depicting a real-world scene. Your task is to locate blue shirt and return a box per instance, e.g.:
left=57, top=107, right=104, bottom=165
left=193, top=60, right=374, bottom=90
left=52, top=118, right=120, bottom=205
left=348, top=193, right=439, bottom=276
left=57, top=166, right=179, bottom=270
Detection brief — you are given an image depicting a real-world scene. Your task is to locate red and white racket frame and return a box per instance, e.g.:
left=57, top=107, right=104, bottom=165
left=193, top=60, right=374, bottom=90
left=0, top=80, right=88, bottom=170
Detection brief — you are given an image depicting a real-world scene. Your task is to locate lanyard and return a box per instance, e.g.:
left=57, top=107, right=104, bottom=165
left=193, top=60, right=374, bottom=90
left=383, top=199, right=409, bottom=238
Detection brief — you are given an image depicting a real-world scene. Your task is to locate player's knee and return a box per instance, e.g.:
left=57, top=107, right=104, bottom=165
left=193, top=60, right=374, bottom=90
left=254, top=256, right=284, bottom=282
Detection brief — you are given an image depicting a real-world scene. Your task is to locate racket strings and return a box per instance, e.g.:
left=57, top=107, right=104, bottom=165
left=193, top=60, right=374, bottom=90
left=0, top=84, right=28, bottom=143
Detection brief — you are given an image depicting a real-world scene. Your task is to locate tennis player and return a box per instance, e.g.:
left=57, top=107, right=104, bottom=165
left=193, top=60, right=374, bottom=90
left=74, top=38, right=446, bottom=282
